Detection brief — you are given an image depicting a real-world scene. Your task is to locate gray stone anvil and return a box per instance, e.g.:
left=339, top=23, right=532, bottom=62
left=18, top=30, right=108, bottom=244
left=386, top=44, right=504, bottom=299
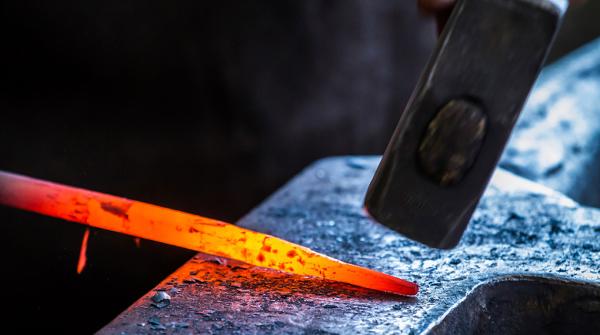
left=101, top=39, right=600, bottom=334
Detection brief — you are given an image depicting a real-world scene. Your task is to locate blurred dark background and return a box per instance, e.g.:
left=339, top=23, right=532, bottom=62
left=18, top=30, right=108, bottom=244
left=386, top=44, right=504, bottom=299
left=1, top=0, right=599, bottom=332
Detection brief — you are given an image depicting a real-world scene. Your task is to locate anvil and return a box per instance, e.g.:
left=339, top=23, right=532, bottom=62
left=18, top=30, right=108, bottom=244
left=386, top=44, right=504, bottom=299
left=100, top=158, right=600, bottom=334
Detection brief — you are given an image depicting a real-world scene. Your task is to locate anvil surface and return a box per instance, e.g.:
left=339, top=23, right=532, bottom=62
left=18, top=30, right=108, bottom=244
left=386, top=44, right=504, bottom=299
left=101, top=157, right=600, bottom=334
left=501, top=37, right=600, bottom=207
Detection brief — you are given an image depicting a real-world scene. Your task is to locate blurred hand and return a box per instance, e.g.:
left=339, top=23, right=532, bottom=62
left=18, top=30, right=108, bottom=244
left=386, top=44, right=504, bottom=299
left=419, top=0, right=587, bottom=33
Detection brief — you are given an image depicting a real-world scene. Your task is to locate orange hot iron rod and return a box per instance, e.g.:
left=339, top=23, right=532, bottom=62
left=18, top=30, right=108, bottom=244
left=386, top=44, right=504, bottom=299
left=0, top=171, right=418, bottom=296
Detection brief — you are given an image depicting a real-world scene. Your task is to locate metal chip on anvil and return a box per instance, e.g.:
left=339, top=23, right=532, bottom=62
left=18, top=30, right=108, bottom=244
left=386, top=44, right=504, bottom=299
left=229, top=264, right=252, bottom=271
left=183, top=277, right=199, bottom=284
left=151, top=324, right=167, bottom=331
left=150, top=291, right=171, bottom=309
left=203, top=257, right=227, bottom=265
left=147, top=316, right=161, bottom=326
left=170, top=321, right=190, bottom=329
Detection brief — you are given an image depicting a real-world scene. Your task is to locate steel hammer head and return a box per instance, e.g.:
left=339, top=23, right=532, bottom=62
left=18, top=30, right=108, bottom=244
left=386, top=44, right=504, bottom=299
left=365, top=0, right=567, bottom=249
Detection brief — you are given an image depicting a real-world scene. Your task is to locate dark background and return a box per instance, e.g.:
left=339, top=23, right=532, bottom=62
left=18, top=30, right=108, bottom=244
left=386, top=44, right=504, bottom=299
left=1, top=1, right=599, bottom=332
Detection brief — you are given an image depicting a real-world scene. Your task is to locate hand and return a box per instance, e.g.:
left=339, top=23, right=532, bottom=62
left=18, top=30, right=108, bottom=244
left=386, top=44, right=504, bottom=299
left=419, top=0, right=587, bottom=33
left=417, top=0, right=454, bottom=34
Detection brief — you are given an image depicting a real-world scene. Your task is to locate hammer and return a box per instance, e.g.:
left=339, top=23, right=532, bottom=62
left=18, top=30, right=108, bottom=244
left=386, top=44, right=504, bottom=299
left=365, top=0, right=567, bottom=249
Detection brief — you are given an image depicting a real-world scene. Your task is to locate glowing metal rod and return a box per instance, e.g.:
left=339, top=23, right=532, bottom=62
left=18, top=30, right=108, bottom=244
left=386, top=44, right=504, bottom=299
left=0, top=171, right=418, bottom=296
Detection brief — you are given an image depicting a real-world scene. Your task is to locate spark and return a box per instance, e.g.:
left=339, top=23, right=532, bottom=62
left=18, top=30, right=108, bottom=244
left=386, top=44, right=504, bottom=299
left=77, top=228, right=90, bottom=274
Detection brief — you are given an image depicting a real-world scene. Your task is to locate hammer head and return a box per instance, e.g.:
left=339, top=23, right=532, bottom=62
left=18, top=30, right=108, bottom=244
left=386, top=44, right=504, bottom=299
left=365, top=0, right=567, bottom=249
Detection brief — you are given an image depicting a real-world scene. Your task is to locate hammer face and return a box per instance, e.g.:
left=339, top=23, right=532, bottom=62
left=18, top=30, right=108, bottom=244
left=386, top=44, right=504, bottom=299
left=365, top=0, right=566, bottom=249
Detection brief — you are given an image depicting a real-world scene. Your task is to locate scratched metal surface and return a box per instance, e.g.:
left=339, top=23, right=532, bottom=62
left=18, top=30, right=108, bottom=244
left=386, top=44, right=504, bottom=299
left=501, top=37, right=600, bottom=207
left=99, top=157, right=600, bottom=334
